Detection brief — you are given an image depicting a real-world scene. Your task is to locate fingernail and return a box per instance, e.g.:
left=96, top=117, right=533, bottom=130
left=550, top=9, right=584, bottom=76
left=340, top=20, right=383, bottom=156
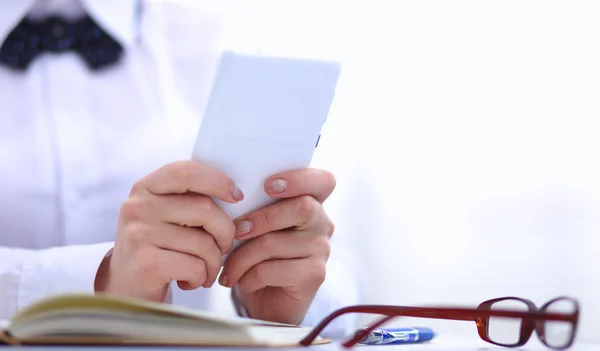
left=219, top=274, right=228, bottom=287
left=236, top=220, right=253, bottom=237
left=267, top=178, right=287, bottom=193
left=232, top=185, right=244, bottom=201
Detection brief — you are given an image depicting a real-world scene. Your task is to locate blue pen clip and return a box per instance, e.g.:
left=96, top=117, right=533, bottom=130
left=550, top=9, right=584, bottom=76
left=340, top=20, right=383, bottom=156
left=354, top=327, right=435, bottom=345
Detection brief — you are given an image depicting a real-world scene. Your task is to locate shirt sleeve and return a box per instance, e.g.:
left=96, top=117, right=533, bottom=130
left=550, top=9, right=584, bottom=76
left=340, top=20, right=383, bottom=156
left=0, top=242, right=114, bottom=320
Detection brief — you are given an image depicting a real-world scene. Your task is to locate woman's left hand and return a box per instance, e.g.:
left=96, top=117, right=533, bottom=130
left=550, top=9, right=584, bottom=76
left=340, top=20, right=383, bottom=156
left=219, top=168, right=336, bottom=324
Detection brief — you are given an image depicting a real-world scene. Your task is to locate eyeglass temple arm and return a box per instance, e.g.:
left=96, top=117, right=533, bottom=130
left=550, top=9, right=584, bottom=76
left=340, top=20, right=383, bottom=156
left=299, top=305, right=478, bottom=346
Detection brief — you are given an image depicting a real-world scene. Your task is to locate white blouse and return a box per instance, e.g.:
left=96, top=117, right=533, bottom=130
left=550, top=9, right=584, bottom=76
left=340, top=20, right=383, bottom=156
left=0, top=0, right=362, bottom=338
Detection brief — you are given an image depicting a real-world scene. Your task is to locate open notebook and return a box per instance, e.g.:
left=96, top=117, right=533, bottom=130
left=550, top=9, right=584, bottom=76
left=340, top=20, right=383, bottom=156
left=0, top=293, right=328, bottom=347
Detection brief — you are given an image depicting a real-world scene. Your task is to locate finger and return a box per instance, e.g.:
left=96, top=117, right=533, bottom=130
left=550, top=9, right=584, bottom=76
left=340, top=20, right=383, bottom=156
left=120, top=193, right=235, bottom=254
left=233, top=195, right=325, bottom=240
left=220, top=231, right=330, bottom=287
left=155, top=224, right=223, bottom=288
left=129, top=222, right=222, bottom=287
left=264, top=168, right=336, bottom=203
left=141, top=192, right=236, bottom=254
left=152, top=248, right=208, bottom=291
left=139, top=160, right=244, bottom=203
left=235, top=258, right=326, bottom=295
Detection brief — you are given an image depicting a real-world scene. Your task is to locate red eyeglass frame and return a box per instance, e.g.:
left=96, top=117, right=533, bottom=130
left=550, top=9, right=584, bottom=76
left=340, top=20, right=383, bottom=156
left=299, top=296, right=579, bottom=349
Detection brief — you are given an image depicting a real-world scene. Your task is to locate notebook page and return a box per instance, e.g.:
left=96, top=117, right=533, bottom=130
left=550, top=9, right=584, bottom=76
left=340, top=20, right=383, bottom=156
left=13, top=294, right=297, bottom=328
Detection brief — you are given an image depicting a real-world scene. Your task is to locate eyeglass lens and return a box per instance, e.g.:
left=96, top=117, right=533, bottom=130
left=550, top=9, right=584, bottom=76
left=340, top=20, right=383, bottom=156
left=487, top=299, right=530, bottom=346
left=486, top=298, right=576, bottom=348
left=542, top=299, right=576, bottom=348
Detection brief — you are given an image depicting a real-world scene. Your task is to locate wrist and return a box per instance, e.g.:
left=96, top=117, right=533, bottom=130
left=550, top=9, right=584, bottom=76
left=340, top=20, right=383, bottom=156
left=94, top=247, right=113, bottom=293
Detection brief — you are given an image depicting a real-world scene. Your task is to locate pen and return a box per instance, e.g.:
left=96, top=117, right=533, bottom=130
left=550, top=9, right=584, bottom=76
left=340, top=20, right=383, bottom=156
left=354, top=327, right=435, bottom=345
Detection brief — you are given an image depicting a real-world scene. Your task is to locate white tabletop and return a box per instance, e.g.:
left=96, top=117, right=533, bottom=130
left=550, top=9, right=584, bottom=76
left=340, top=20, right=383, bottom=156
left=3, top=337, right=597, bottom=351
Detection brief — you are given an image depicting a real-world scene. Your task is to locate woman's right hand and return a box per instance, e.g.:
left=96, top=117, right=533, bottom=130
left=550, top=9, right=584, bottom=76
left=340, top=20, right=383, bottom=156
left=94, top=160, right=243, bottom=302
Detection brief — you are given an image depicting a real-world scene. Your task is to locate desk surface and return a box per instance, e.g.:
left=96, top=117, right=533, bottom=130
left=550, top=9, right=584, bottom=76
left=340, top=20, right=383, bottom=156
left=2, top=338, right=597, bottom=351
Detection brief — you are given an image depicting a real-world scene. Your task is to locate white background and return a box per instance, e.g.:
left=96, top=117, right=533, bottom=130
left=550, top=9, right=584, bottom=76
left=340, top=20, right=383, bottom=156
left=220, top=0, right=600, bottom=344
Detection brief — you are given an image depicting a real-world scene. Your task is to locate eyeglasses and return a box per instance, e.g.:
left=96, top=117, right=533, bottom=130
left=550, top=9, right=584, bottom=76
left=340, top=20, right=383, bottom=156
left=299, top=296, right=579, bottom=349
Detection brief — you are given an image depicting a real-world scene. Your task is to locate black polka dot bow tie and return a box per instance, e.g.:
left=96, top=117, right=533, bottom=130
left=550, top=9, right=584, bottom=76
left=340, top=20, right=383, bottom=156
left=0, top=15, right=124, bottom=71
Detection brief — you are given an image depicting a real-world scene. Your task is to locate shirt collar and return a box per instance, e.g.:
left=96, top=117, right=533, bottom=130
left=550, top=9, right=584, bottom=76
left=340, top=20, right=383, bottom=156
left=0, top=0, right=140, bottom=48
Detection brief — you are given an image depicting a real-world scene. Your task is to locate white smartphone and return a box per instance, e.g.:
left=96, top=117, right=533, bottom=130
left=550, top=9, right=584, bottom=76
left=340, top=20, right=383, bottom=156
left=191, top=50, right=341, bottom=259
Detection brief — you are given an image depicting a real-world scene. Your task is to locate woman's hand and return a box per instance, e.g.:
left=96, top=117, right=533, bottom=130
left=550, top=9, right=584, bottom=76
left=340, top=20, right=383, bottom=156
left=220, top=168, right=336, bottom=324
left=95, top=160, right=243, bottom=302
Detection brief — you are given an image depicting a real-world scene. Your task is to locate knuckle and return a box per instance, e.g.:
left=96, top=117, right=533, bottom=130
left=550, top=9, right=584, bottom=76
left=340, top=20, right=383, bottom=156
left=324, top=218, right=336, bottom=237
left=196, top=196, right=216, bottom=213
left=172, top=160, right=195, bottom=187
left=129, top=180, right=146, bottom=195
left=188, top=259, right=207, bottom=289
left=201, top=234, right=223, bottom=262
left=313, top=236, right=331, bottom=258
left=297, top=195, right=319, bottom=219
left=253, top=263, right=269, bottom=283
left=189, top=232, right=209, bottom=257
left=256, top=234, right=274, bottom=251
left=126, top=222, right=152, bottom=246
left=256, top=209, right=274, bottom=228
left=120, top=198, right=147, bottom=221
left=305, top=259, right=327, bottom=286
